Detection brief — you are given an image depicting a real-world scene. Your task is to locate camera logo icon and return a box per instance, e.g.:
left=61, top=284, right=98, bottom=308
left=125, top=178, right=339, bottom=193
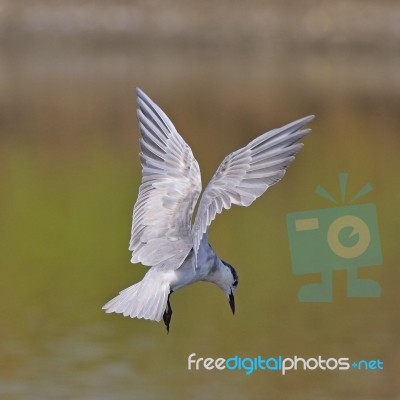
left=286, top=173, right=382, bottom=302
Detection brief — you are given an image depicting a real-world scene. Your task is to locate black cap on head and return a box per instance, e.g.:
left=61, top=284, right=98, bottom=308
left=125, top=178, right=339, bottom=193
left=222, top=260, right=239, bottom=286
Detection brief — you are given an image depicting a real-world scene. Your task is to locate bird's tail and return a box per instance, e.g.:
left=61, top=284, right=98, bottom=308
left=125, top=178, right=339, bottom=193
left=102, top=269, right=170, bottom=322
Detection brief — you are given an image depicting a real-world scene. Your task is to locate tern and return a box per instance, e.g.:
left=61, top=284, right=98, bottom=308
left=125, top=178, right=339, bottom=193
left=103, top=88, right=314, bottom=332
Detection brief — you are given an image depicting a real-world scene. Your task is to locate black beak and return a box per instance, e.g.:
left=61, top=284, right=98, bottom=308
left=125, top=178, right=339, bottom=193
left=229, top=291, right=235, bottom=315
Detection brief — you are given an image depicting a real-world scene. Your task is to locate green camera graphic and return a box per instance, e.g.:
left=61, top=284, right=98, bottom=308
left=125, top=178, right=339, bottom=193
left=286, top=173, right=382, bottom=302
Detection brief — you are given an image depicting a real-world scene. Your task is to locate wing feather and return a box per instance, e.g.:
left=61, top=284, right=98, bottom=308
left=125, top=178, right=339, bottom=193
left=129, top=88, right=202, bottom=268
left=192, top=115, right=314, bottom=259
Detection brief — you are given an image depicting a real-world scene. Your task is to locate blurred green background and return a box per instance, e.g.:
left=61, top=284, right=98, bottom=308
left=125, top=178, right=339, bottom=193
left=0, top=1, right=399, bottom=399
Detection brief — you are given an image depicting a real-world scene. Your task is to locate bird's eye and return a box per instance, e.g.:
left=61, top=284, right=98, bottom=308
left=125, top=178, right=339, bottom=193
left=233, top=280, right=238, bottom=287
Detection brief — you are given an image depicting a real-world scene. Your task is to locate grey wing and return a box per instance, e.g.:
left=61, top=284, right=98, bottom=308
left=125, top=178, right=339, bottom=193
left=129, top=88, right=202, bottom=268
left=192, top=115, right=314, bottom=259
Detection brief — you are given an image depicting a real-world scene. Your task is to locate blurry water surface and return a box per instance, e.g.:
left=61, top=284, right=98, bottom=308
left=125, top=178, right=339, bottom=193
left=1, top=6, right=400, bottom=398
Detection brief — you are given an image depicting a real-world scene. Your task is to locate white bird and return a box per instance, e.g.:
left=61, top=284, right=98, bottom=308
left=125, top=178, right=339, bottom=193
left=103, top=88, right=314, bottom=332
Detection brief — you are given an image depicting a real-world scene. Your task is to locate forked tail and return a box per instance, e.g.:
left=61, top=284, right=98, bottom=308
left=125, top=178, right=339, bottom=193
left=102, top=270, right=170, bottom=322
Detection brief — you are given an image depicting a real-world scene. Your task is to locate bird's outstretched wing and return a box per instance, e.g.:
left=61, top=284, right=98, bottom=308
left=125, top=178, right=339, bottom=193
left=191, top=115, right=314, bottom=261
left=129, top=88, right=202, bottom=268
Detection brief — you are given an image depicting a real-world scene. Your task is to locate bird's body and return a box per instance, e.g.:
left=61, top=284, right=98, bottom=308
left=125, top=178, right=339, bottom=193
left=103, top=234, right=234, bottom=331
left=103, top=88, right=314, bottom=331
